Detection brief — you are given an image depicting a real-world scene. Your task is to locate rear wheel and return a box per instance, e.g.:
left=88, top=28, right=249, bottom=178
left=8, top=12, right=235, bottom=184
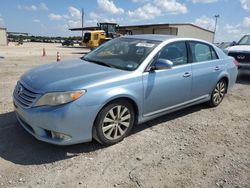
left=94, top=100, right=135, bottom=145
left=208, top=79, right=227, bottom=107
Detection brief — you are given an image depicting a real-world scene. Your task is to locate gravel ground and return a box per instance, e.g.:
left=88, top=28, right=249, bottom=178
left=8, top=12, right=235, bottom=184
left=0, top=43, right=249, bottom=188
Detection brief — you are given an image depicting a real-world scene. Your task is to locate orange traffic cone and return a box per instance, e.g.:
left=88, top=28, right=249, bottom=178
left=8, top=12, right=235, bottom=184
left=56, top=52, right=61, bottom=62
left=42, top=48, right=46, bottom=56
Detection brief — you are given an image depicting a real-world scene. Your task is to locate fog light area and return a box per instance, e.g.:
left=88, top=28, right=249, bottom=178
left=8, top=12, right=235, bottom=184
left=51, top=131, right=71, bottom=141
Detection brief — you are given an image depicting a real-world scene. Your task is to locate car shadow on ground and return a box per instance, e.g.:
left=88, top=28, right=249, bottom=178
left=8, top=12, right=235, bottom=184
left=237, top=70, right=250, bottom=85
left=0, top=111, right=104, bottom=165
left=0, top=104, right=206, bottom=166
left=131, top=104, right=207, bottom=134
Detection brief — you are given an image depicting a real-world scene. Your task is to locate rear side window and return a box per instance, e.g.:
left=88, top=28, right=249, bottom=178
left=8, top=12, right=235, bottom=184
left=211, top=48, right=218, bottom=59
left=189, top=42, right=218, bottom=63
left=159, top=42, right=188, bottom=66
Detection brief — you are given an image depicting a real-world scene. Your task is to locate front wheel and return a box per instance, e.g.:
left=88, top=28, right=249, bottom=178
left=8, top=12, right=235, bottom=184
left=208, top=79, right=227, bottom=107
left=94, top=100, right=135, bottom=145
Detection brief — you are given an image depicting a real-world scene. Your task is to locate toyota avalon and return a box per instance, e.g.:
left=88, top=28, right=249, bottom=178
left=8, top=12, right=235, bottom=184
left=13, top=35, right=238, bottom=145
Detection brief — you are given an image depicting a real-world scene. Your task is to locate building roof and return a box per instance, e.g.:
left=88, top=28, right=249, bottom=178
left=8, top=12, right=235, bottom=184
left=69, top=23, right=214, bottom=33
left=98, top=22, right=117, bottom=25
left=69, top=26, right=97, bottom=31
left=7, top=31, right=29, bottom=36
left=0, top=27, right=7, bottom=30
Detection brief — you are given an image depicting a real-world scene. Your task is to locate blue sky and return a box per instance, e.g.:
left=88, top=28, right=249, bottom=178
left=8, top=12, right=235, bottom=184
left=0, top=0, right=249, bottom=42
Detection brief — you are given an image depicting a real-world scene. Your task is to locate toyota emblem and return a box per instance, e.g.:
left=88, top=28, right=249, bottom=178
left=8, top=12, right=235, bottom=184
left=17, top=85, right=24, bottom=95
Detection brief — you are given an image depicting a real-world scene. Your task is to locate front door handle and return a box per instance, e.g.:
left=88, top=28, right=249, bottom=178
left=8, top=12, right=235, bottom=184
left=183, top=72, right=191, bottom=78
left=214, top=66, right=220, bottom=71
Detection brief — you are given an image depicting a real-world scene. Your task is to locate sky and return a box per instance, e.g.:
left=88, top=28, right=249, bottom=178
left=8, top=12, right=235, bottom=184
left=0, top=0, right=249, bottom=42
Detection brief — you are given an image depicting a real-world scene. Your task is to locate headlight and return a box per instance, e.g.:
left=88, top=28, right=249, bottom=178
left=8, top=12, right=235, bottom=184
left=35, top=90, right=86, bottom=106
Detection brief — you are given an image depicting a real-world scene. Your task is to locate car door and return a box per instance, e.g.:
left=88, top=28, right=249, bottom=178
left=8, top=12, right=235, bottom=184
left=188, top=41, right=223, bottom=99
left=142, top=41, right=192, bottom=116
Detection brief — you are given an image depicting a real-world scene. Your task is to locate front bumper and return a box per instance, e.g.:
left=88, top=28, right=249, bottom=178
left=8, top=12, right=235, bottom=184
left=13, top=99, right=99, bottom=145
left=238, top=62, right=250, bottom=69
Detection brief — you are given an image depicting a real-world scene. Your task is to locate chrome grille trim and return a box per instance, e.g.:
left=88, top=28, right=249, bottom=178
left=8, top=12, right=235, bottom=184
left=228, top=52, right=250, bottom=63
left=14, top=82, right=39, bottom=108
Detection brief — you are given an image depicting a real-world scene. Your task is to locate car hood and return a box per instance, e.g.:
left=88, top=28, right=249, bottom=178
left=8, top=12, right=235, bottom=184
left=227, top=45, right=250, bottom=52
left=20, top=59, right=128, bottom=93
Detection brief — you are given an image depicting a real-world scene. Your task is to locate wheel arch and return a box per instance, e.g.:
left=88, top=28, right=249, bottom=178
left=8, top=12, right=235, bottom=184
left=100, top=96, right=139, bottom=120
left=218, top=75, right=229, bottom=93
left=92, top=95, right=140, bottom=142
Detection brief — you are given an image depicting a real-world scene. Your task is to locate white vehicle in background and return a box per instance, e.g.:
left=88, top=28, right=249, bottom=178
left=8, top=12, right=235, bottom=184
left=226, top=35, right=250, bottom=69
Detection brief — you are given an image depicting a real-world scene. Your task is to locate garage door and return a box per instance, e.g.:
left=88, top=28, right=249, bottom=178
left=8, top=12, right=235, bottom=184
left=132, top=29, right=143, bottom=35
left=154, top=28, right=172, bottom=35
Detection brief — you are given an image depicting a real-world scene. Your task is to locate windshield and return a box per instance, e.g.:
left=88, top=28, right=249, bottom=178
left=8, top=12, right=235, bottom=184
left=82, top=37, right=160, bottom=71
left=238, top=35, right=250, bottom=45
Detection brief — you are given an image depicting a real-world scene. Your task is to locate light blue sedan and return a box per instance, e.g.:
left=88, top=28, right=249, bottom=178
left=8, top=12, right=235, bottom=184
left=13, top=35, right=238, bottom=145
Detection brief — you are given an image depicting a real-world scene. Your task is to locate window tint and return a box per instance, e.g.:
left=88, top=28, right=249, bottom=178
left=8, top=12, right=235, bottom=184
left=83, top=37, right=160, bottom=71
left=211, top=47, right=218, bottom=59
left=189, top=42, right=218, bottom=62
left=159, top=42, right=188, bottom=66
left=238, top=35, right=250, bottom=45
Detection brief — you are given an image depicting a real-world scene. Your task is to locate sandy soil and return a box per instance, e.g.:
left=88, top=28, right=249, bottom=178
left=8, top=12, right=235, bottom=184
left=0, top=42, right=249, bottom=188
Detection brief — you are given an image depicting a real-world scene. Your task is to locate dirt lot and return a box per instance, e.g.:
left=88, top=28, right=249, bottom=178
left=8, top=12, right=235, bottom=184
left=0, top=42, right=249, bottom=188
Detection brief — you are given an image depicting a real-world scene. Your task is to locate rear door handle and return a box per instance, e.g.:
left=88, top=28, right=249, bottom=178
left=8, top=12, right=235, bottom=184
left=183, top=72, right=191, bottom=78
left=214, top=66, right=220, bottom=71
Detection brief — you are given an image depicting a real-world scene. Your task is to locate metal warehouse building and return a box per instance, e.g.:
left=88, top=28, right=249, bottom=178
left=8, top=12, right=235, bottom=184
left=119, top=23, right=214, bottom=42
left=0, top=27, right=7, bottom=46
left=70, top=23, right=214, bottom=43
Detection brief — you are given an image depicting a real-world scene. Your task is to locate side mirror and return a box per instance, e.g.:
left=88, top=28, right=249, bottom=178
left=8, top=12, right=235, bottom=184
left=150, top=59, right=173, bottom=71
left=230, top=41, right=237, bottom=46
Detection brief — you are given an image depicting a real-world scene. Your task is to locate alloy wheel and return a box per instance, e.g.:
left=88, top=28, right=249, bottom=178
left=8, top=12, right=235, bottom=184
left=213, top=81, right=226, bottom=105
left=102, top=105, right=131, bottom=140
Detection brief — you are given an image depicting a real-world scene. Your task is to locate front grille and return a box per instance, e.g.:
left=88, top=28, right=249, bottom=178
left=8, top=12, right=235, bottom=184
left=228, top=52, right=250, bottom=63
left=14, top=82, right=39, bottom=108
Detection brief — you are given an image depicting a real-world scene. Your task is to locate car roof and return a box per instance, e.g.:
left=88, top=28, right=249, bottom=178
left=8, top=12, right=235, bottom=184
left=122, top=34, right=211, bottom=44
left=123, top=34, right=176, bottom=42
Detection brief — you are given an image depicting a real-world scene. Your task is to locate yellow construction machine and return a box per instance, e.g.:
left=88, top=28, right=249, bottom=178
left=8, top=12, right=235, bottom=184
left=82, top=23, right=119, bottom=49
left=73, top=22, right=131, bottom=49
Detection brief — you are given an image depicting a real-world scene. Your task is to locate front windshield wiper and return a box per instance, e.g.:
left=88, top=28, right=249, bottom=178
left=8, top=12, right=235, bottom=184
left=81, top=57, right=114, bottom=68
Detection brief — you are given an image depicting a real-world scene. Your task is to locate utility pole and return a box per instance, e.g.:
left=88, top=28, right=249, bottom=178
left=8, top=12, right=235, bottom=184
left=82, top=8, right=84, bottom=43
left=213, top=14, right=220, bottom=43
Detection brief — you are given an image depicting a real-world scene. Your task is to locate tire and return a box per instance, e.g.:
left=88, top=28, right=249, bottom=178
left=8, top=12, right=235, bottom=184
left=208, top=79, right=227, bottom=107
left=94, top=100, right=135, bottom=146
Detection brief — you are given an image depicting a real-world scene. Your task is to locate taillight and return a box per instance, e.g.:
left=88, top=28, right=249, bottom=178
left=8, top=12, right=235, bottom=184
left=233, top=59, right=239, bottom=68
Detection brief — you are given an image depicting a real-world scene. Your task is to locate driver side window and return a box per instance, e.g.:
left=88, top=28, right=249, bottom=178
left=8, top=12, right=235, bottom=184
left=159, top=42, right=188, bottom=66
